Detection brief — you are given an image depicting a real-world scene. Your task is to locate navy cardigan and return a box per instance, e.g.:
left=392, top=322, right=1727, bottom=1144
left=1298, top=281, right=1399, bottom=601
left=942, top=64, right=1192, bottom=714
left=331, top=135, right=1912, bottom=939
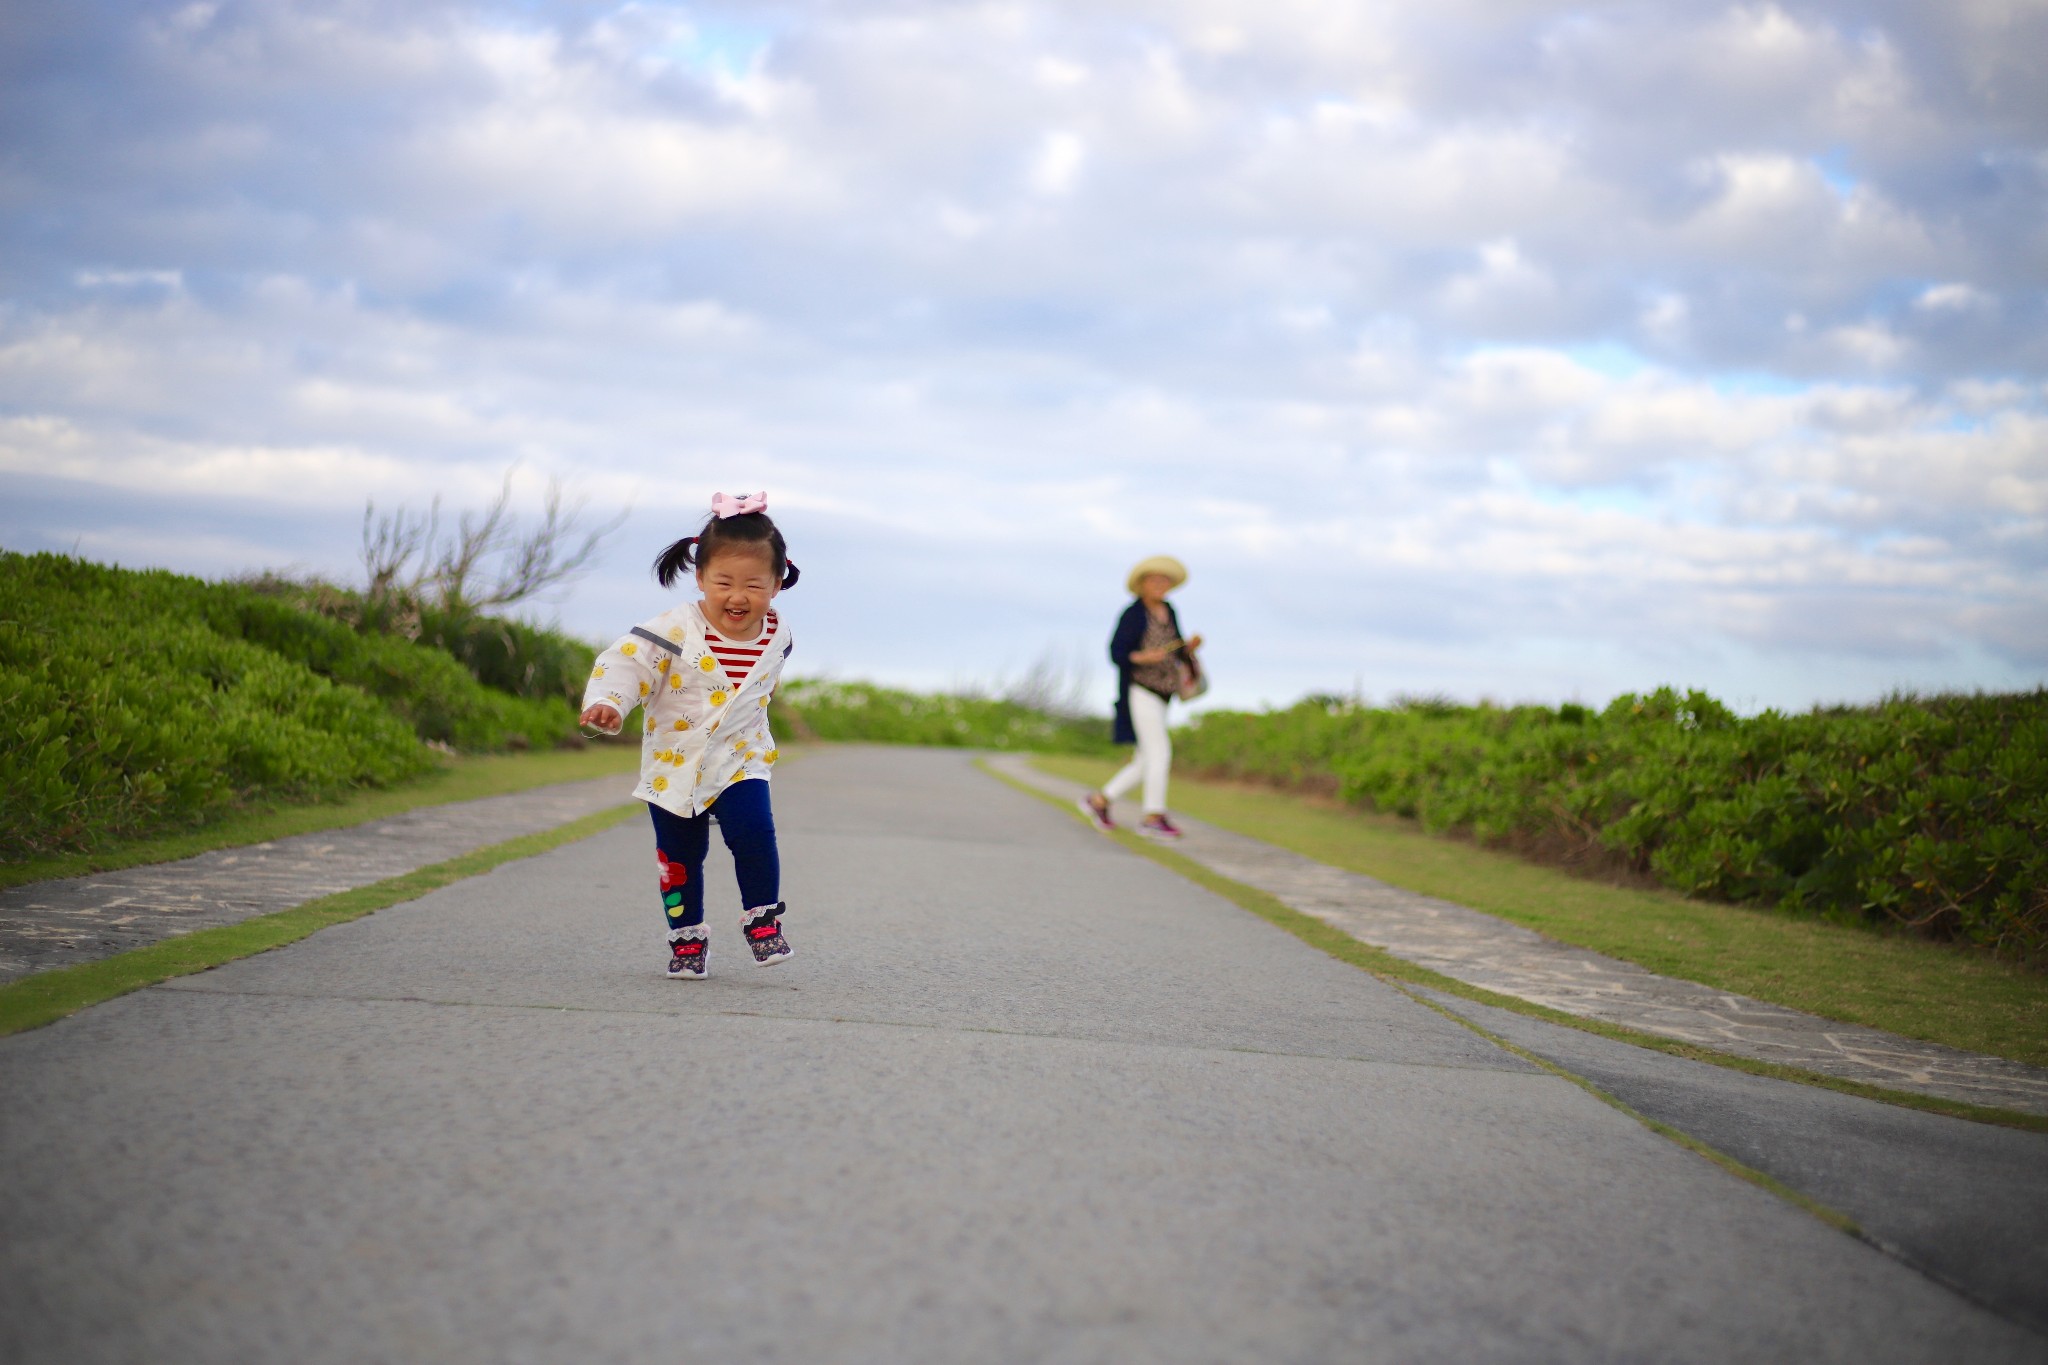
left=1109, top=598, right=1182, bottom=744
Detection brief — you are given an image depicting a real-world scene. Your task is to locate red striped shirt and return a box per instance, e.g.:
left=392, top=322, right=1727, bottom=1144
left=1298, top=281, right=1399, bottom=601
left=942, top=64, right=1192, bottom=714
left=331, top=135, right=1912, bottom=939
left=705, top=610, right=777, bottom=682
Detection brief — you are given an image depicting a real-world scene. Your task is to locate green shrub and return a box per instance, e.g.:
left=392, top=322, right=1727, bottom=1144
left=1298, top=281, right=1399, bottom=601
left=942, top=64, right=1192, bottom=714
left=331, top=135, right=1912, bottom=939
left=238, top=574, right=597, bottom=706
left=0, top=551, right=579, bottom=858
left=776, top=680, right=1114, bottom=754
left=224, top=595, right=573, bottom=751
left=1176, top=686, right=2048, bottom=963
left=415, top=607, right=594, bottom=707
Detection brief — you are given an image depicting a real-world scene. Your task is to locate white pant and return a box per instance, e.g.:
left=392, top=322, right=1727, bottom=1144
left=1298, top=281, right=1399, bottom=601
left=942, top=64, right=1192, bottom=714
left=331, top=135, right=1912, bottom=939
left=1104, top=684, right=1171, bottom=814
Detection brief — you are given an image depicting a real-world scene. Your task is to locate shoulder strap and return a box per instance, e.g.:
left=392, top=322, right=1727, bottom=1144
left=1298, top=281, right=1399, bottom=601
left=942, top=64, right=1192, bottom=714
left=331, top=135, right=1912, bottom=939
left=629, top=626, right=681, bottom=657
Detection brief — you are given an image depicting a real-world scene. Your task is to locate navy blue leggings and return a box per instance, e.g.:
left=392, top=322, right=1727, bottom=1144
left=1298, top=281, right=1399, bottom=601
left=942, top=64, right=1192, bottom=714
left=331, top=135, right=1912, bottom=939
left=647, top=780, right=780, bottom=933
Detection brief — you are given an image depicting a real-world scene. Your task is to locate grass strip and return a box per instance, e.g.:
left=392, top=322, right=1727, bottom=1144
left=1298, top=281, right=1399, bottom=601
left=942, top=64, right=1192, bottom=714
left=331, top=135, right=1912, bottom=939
left=3, top=744, right=642, bottom=892
left=0, top=802, right=640, bottom=1038
left=980, top=760, right=2047, bottom=1135
left=1030, top=754, right=2048, bottom=1070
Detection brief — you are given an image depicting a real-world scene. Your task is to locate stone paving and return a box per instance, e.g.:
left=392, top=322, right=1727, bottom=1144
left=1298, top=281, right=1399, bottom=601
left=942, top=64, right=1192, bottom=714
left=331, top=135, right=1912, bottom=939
left=989, top=755, right=2048, bottom=1117
left=0, top=776, right=635, bottom=984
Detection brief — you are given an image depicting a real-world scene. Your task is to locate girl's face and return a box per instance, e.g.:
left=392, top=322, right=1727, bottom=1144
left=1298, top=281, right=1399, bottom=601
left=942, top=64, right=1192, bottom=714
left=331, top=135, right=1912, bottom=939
left=696, top=545, right=779, bottom=636
left=1138, top=573, right=1175, bottom=605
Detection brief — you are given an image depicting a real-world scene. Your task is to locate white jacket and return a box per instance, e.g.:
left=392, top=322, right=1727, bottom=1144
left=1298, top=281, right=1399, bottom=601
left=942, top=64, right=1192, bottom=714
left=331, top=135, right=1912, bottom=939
left=582, top=603, right=793, bottom=817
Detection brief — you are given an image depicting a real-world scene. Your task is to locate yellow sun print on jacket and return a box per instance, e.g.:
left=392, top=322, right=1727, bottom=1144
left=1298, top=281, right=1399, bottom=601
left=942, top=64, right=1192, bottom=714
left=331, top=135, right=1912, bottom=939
left=650, top=774, right=668, bottom=793
left=764, top=749, right=779, bottom=765
left=709, top=687, right=730, bottom=707
left=672, top=718, right=689, bottom=731
left=669, top=672, right=684, bottom=690
left=697, top=654, right=718, bottom=674
left=590, top=664, right=606, bottom=679
left=639, top=680, right=650, bottom=698
left=621, top=640, right=637, bottom=657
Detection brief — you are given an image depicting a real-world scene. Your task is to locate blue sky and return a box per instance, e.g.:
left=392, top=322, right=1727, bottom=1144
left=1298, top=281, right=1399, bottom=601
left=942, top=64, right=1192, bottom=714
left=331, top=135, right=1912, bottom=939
left=2, top=0, right=2044, bottom=713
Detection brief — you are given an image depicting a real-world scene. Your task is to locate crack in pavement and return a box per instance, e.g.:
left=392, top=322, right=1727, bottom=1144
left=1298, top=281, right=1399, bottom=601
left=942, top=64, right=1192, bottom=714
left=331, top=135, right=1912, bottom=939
left=147, top=979, right=1549, bottom=1074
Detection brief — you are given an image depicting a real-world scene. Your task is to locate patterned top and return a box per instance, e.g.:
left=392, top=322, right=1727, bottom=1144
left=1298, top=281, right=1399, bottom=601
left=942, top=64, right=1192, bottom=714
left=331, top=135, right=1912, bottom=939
left=582, top=604, right=794, bottom=816
left=1130, top=611, right=1184, bottom=701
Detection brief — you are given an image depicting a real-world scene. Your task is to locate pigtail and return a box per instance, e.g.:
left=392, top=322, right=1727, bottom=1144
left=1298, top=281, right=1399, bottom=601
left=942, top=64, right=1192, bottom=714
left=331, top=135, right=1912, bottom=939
left=654, top=498, right=795, bottom=590
left=652, top=536, right=699, bottom=588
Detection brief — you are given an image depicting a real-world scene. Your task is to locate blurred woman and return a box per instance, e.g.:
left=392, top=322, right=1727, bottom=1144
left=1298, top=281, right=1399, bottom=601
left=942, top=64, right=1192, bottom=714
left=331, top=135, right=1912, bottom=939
left=1080, top=555, right=1202, bottom=839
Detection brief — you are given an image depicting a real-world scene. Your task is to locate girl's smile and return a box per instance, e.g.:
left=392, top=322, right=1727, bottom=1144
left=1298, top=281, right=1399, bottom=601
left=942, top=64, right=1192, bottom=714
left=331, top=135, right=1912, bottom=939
left=696, top=547, right=779, bottom=638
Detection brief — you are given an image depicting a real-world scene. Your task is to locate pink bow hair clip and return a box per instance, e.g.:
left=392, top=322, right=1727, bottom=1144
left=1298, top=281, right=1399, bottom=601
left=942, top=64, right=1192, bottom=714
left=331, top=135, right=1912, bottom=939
left=711, top=491, right=768, bottom=519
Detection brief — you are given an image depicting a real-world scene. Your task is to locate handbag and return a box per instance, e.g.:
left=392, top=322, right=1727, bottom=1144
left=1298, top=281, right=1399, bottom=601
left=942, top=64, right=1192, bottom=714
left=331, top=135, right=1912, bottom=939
left=1177, top=647, right=1209, bottom=701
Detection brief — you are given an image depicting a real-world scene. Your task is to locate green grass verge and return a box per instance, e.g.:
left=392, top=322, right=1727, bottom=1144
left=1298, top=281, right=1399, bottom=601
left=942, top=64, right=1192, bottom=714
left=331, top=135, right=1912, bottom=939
left=2, top=745, right=642, bottom=892
left=0, top=802, right=641, bottom=1038
left=990, top=760, right=2046, bottom=1134
left=1033, top=755, right=2048, bottom=1071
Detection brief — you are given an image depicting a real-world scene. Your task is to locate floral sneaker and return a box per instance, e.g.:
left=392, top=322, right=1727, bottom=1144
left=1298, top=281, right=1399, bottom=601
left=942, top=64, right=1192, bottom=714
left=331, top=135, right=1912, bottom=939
left=1139, top=813, right=1184, bottom=840
left=1077, top=792, right=1117, bottom=832
left=667, top=927, right=708, bottom=980
left=741, top=903, right=793, bottom=967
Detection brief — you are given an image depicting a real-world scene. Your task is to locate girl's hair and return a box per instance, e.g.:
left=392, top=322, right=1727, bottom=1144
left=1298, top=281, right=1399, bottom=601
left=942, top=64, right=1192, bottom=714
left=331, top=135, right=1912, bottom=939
left=653, top=510, right=800, bottom=590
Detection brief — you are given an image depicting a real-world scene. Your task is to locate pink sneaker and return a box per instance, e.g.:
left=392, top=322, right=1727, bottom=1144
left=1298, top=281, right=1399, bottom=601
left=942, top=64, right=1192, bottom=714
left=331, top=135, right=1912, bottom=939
left=1077, top=793, right=1116, bottom=832
left=1139, top=813, right=1183, bottom=840
left=741, top=903, right=793, bottom=967
left=667, top=929, right=708, bottom=979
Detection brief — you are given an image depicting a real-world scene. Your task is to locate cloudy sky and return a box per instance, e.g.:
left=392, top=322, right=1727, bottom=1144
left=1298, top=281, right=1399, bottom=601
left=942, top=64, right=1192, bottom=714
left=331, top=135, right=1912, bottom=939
left=3, top=0, right=2044, bottom=713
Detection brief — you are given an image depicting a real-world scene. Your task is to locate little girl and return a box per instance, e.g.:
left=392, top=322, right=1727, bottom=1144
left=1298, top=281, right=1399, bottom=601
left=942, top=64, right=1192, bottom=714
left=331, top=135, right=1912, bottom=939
left=579, top=492, right=799, bottom=979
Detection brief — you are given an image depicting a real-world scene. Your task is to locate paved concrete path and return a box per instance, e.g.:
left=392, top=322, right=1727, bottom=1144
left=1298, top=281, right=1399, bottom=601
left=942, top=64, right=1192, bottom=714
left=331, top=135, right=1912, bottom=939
left=2, top=747, right=2042, bottom=1363
left=1413, top=986, right=2048, bottom=1335
left=0, top=775, right=633, bottom=984
left=988, top=756, right=2048, bottom=1116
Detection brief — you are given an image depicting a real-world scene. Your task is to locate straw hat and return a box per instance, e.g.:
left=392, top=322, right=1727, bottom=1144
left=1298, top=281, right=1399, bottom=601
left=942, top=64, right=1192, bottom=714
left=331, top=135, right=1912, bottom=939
left=1126, top=555, right=1189, bottom=595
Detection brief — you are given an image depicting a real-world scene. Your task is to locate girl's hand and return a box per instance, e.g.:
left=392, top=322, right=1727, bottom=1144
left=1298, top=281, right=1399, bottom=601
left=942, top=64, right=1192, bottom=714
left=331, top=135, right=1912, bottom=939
left=1184, top=634, right=1204, bottom=652
left=580, top=703, right=623, bottom=734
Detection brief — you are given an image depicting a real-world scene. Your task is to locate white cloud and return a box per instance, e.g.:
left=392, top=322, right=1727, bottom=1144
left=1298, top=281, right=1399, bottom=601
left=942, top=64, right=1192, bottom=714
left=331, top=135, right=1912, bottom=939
left=1028, top=130, right=1086, bottom=196
left=1440, top=240, right=1557, bottom=328
left=1034, top=56, right=1088, bottom=88
left=1819, top=320, right=1910, bottom=370
left=0, top=416, right=428, bottom=507
left=1640, top=291, right=1688, bottom=344
left=74, top=269, right=184, bottom=289
left=400, top=83, right=817, bottom=238
left=1916, top=282, right=1994, bottom=312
